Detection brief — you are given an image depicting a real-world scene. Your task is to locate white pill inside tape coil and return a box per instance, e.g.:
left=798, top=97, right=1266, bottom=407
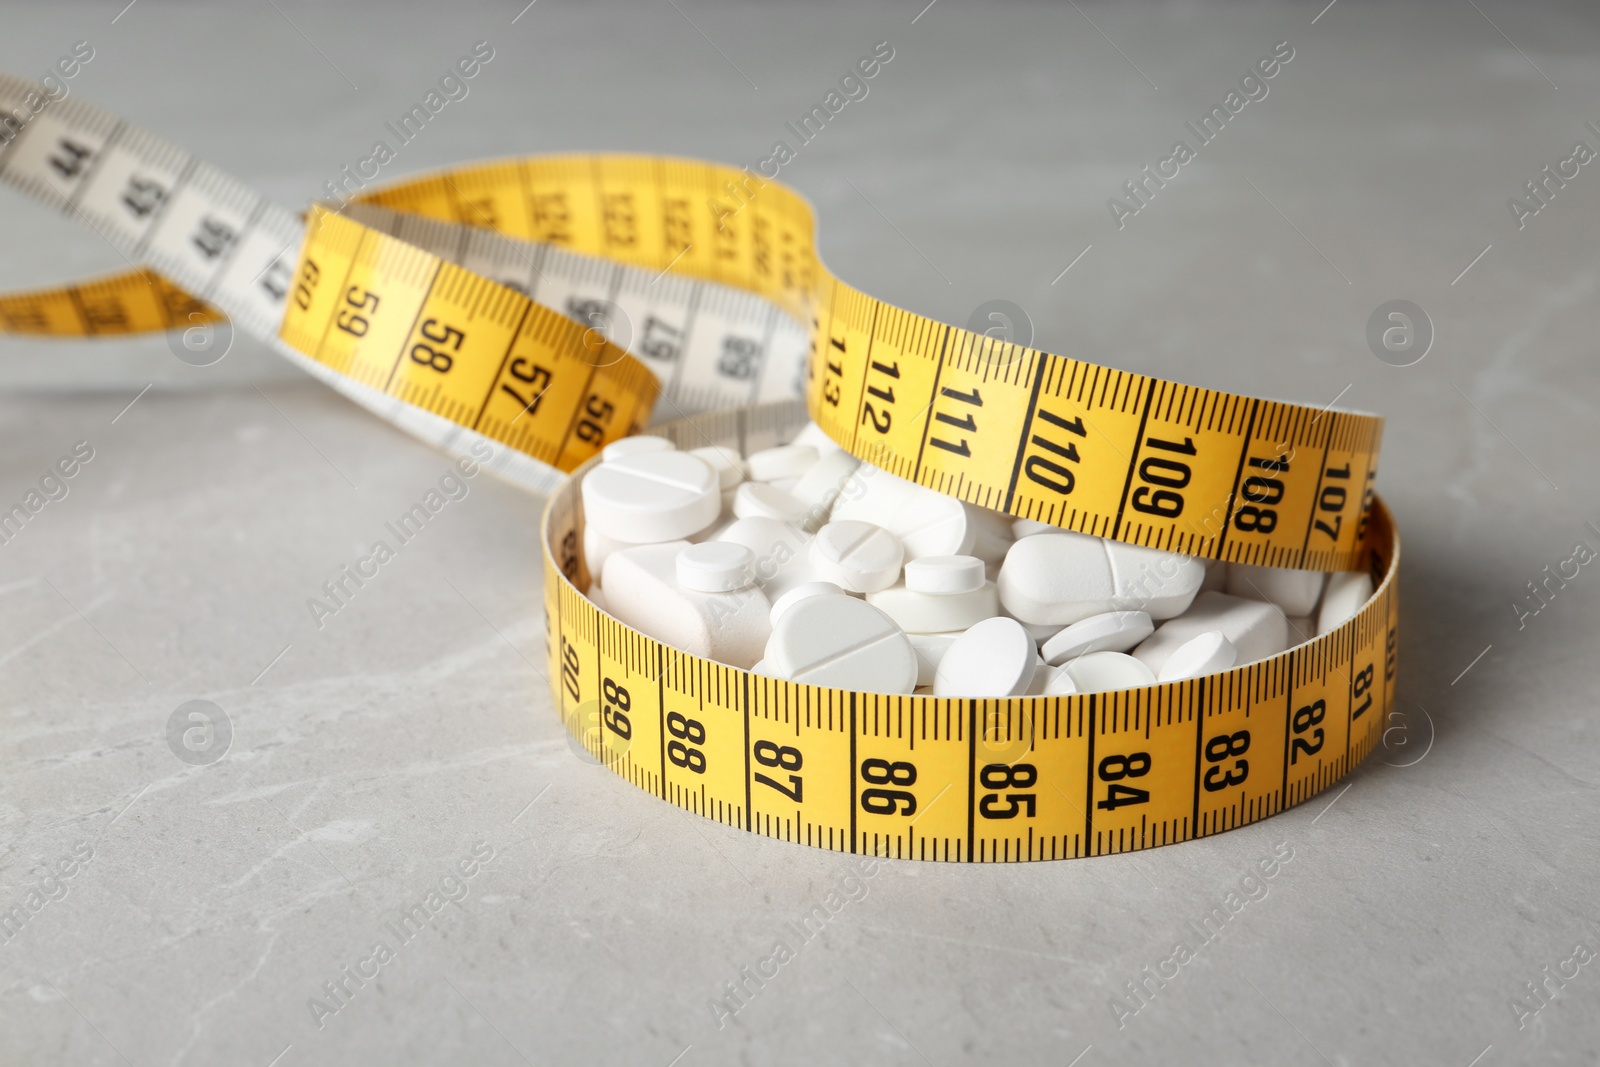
left=601, top=435, right=674, bottom=463
left=809, top=521, right=905, bottom=593
left=933, top=616, right=1037, bottom=698
left=905, top=555, right=985, bottom=595
left=582, top=451, right=721, bottom=544
left=746, top=444, right=819, bottom=482
left=688, top=446, right=745, bottom=489
left=676, top=541, right=754, bottom=592
left=733, top=482, right=809, bottom=525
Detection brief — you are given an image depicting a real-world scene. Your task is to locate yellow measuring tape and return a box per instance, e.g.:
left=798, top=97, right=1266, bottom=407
left=0, top=73, right=1397, bottom=860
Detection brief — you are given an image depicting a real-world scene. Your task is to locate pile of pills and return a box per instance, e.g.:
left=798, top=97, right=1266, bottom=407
left=580, top=424, right=1375, bottom=697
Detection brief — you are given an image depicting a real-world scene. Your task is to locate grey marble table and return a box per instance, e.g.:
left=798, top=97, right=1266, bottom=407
left=2, top=1, right=1598, bottom=1064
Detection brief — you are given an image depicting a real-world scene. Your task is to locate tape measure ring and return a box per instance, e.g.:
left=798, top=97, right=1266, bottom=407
left=543, top=401, right=1399, bottom=863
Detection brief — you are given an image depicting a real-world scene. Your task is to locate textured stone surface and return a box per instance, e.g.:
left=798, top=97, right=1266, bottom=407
left=2, top=2, right=1598, bottom=1064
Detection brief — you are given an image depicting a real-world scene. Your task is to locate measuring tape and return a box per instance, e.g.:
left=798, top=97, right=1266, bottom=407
left=0, top=73, right=1398, bottom=860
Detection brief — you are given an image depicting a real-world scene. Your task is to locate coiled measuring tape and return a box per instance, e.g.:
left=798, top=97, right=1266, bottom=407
left=0, top=73, right=1397, bottom=860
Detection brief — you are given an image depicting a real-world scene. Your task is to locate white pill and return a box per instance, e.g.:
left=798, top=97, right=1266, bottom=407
left=1226, top=563, right=1327, bottom=618
left=584, top=524, right=631, bottom=578
left=998, top=532, right=1204, bottom=625
left=905, top=555, right=986, bottom=595
left=603, top=541, right=770, bottom=668
left=688, top=445, right=745, bottom=489
left=769, top=477, right=801, bottom=493
left=676, top=541, right=754, bottom=592
left=1102, top=540, right=1206, bottom=619
left=1132, top=592, right=1288, bottom=674
left=789, top=421, right=845, bottom=456
left=747, top=444, right=819, bottom=483
left=1005, top=611, right=1064, bottom=645
left=1318, top=571, right=1374, bottom=634
left=1157, top=631, right=1238, bottom=682
left=997, top=532, right=1116, bottom=625
left=766, top=594, right=916, bottom=693
left=830, top=468, right=975, bottom=560
left=1040, top=665, right=1079, bottom=697
left=1041, top=611, right=1155, bottom=665
left=1012, top=517, right=1057, bottom=539
left=965, top=506, right=1015, bottom=567
left=582, top=451, right=721, bottom=543
left=933, top=617, right=1037, bottom=698
left=789, top=449, right=862, bottom=531
left=809, top=521, right=905, bottom=593
left=770, top=580, right=846, bottom=626
left=714, top=517, right=816, bottom=600
left=906, top=631, right=961, bottom=687
left=601, top=435, right=674, bottom=462
left=867, top=578, right=1000, bottom=634
left=751, top=659, right=779, bottom=677
left=1200, top=558, right=1228, bottom=593
left=733, top=481, right=809, bottom=524
left=587, top=583, right=608, bottom=613
left=1063, top=651, right=1157, bottom=694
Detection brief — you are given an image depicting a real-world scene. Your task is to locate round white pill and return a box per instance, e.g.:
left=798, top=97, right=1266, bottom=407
left=747, top=444, right=819, bottom=482
left=809, top=521, right=905, bottom=593
left=933, top=616, right=1037, bottom=698
left=676, top=541, right=754, bottom=592
left=905, top=555, right=986, bottom=595
left=1157, top=630, right=1238, bottom=682
left=766, top=594, right=917, bottom=693
left=688, top=445, right=745, bottom=489
left=602, top=435, right=674, bottom=462
left=582, top=451, right=721, bottom=543
left=1063, top=651, right=1158, bottom=694
left=1041, top=611, right=1155, bottom=665
left=770, top=580, right=845, bottom=625
left=732, top=482, right=809, bottom=524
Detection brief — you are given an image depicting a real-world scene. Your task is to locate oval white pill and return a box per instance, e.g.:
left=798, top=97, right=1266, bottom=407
left=602, top=435, right=674, bottom=462
left=770, top=580, right=845, bottom=625
left=1318, top=571, right=1374, bottom=635
left=688, top=445, right=745, bottom=489
left=831, top=469, right=975, bottom=560
left=766, top=594, right=917, bottom=693
left=732, top=482, right=809, bottom=524
left=867, top=579, right=1000, bottom=634
left=997, top=532, right=1117, bottom=625
left=676, top=541, right=754, bottom=592
left=1063, top=651, right=1157, bottom=694
left=905, top=555, right=985, bottom=595
left=789, top=448, right=862, bottom=531
left=1041, top=611, right=1155, bottom=665
left=1131, top=592, right=1288, bottom=673
left=1157, top=630, right=1237, bottom=682
left=582, top=451, right=721, bottom=544
left=1226, top=563, right=1326, bottom=618
left=810, top=521, right=905, bottom=593
left=746, top=444, right=819, bottom=482
left=933, top=617, right=1036, bottom=698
